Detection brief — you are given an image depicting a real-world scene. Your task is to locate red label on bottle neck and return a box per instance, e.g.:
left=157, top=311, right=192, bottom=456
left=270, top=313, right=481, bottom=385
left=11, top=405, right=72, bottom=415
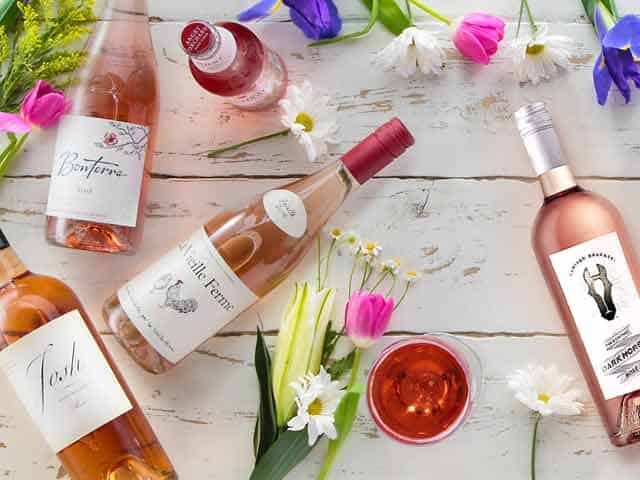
left=181, top=21, right=213, bottom=56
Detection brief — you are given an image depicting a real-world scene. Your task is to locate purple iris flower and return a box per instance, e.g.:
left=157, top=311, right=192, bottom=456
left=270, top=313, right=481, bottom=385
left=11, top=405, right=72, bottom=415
left=238, top=0, right=341, bottom=41
left=284, top=0, right=342, bottom=40
left=593, top=6, right=640, bottom=105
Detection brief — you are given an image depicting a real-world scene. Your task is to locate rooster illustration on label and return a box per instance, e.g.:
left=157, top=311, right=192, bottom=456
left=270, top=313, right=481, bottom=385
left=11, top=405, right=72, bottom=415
left=150, top=273, right=198, bottom=314
left=583, top=264, right=616, bottom=321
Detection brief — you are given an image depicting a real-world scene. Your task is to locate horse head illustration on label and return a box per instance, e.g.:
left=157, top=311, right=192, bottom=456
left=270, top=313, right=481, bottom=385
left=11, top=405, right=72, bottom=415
left=583, top=264, right=616, bottom=320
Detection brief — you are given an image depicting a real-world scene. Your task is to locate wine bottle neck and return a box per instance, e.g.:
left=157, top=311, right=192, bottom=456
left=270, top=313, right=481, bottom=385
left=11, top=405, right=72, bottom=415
left=181, top=21, right=238, bottom=74
left=539, top=165, right=578, bottom=198
left=0, top=232, right=27, bottom=287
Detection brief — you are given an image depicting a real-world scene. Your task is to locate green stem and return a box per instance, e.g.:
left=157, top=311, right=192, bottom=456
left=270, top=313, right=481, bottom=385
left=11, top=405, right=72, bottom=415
left=523, top=0, right=538, bottom=34
left=0, top=132, right=29, bottom=178
left=207, top=129, right=289, bottom=158
left=392, top=282, right=410, bottom=311
left=531, top=413, right=542, bottom=480
left=309, top=0, right=379, bottom=46
left=516, top=0, right=525, bottom=38
left=405, top=0, right=413, bottom=21
left=359, top=262, right=370, bottom=290
left=385, top=275, right=397, bottom=297
left=348, top=348, right=362, bottom=390
left=408, top=0, right=452, bottom=25
left=321, top=239, right=337, bottom=290
left=317, top=235, right=322, bottom=292
left=348, top=253, right=361, bottom=296
left=369, top=271, right=389, bottom=293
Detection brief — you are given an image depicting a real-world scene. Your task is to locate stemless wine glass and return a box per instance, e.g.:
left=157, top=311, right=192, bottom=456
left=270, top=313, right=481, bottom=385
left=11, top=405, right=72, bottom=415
left=367, top=333, right=483, bottom=445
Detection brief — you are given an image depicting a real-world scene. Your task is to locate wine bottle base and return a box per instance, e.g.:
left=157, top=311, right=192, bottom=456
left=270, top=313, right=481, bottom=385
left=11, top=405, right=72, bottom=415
left=46, top=218, right=140, bottom=255
left=103, top=294, right=175, bottom=375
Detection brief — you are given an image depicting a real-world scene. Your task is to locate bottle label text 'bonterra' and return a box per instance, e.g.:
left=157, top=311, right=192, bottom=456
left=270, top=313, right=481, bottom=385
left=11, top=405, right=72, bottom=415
left=0, top=310, right=132, bottom=452
left=46, top=115, right=149, bottom=227
left=117, top=227, right=258, bottom=363
left=551, top=232, right=640, bottom=399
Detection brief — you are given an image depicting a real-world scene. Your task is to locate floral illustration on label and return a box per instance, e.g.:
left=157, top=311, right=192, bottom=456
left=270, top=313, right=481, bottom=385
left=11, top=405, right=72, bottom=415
left=583, top=264, right=616, bottom=320
left=150, top=273, right=199, bottom=314
left=95, top=122, right=149, bottom=162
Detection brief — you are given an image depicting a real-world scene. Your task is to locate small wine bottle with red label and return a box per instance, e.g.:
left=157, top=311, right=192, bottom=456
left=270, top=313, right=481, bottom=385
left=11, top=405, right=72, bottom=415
left=181, top=20, right=287, bottom=111
left=103, top=118, right=415, bottom=374
left=519, top=103, right=640, bottom=446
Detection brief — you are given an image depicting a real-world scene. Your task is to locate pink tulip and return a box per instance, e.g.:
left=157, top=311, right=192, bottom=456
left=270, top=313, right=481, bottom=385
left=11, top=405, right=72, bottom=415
left=452, top=13, right=505, bottom=65
left=0, top=80, right=69, bottom=133
left=345, top=291, right=394, bottom=349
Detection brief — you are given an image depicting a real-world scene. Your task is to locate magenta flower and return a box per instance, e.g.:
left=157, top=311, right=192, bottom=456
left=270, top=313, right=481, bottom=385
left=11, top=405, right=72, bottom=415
left=453, top=13, right=506, bottom=65
left=345, top=291, right=394, bottom=349
left=0, top=80, right=69, bottom=133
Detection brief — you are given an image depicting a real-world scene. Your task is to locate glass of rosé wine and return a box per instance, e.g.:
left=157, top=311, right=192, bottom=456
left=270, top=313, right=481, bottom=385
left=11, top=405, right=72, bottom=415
left=367, top=334, right=483, bottom=445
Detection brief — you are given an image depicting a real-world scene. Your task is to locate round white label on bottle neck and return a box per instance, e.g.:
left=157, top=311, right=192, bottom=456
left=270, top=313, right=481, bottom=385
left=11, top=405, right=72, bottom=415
left=262, top=189, right=308, bottom=238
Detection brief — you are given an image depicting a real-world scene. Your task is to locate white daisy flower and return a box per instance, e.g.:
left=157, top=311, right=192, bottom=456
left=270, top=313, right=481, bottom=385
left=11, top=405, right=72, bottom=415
left=374, top=26, right=445, bottom=78
left=359, top=240, right=382, bottom=261
left=507, top=364, right=584, bottom=416
left=280, top=81, right=339, bottom=162
left=329, top=227, right=343, bottom=241
left=341, top=231, right=361, bottom=254
left=287, top=367, right=344, bottom=446
left=508, top=26, right=574, bottom=85
left=380, top=258, right=402, bottom=276
left=403, top=268, right=423, bottom=284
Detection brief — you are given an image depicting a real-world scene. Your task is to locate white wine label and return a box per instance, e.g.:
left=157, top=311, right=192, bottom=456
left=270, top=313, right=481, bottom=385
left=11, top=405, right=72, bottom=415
left=550, top=232, right=640, bottom=400
left=46, top=115, right=149, bottom=227
left=263, top=189, right=307, bottom=238
left=117, top=227, right=258, bottom=363
left=192, top=27, right=237, bottom=73
left=0, top=310, right=132, bottom=453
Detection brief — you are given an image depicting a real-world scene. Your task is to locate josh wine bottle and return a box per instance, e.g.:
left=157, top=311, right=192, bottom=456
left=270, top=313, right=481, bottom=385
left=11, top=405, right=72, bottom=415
left=518, top=102, right=640, bottom=446
left=0, top=229, right=177, bottom=478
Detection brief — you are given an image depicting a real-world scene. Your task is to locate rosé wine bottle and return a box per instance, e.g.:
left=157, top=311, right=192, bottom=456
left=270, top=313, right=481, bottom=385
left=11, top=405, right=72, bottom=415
left=45, top=0, right=158, bottom=255
left=0, top=229, right=176, bottom=479
left=180, top=20, right=287, bottom=111
left=103, top=118, right=414, bottom=374
left=519, top=103, right=640, bottom=446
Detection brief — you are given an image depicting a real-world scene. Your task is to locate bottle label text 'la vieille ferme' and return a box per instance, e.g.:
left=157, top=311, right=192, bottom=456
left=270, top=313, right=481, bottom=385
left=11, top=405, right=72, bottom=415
left=0, top=310, right=133, bottom=452
left=551, top=232, right=640, bottom=400
left=46, top=115, right=150, bottom=227
left=117, top=227, right=258, bottom=363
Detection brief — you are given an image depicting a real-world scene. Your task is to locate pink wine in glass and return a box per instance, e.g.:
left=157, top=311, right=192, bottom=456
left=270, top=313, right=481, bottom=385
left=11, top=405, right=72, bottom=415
left=0, top=229, right=176, bottom=479
left=367, top=335, right=481, bottom=444
left=520, top=103, right=640, bottom=447
left=45, top=0, right=158, bottom=254
left=103, top=118, right=414, bottom=374
left=181, top=20, right=287, bottom=110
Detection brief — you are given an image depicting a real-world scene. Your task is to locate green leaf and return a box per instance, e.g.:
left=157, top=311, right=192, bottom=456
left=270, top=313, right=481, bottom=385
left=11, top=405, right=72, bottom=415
left=249, top=429, right=314, bottom=480
left=581, top=0, right=619, bottom=24
left=253, top=327, right=279, bottom=462
left=0, top=0, right=19, bottom=32
left=317, top=383, right=365, bottom=480
left=361, top=0, right=412, bottom=36
left=327, top=350, right=356, bottom=381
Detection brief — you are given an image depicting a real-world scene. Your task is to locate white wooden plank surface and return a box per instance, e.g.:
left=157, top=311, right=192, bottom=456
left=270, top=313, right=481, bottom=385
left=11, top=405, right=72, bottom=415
left=3, top=0, right=640, bottom=478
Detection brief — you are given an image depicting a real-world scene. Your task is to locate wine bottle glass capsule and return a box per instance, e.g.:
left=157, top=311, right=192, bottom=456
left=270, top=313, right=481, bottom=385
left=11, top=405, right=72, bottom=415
left=180, top=20, right=288, bottom=111
left=45, top=0, right=158, bottom=254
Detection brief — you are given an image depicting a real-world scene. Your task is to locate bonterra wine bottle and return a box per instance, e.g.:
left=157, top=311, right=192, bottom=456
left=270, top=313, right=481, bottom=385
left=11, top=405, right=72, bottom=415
left=0, top=230, right=176, bottom=479
left=518, top=103, right=640, bottom=446
left=45, top=0, right=158, bottom=255
left=103, top=118, right=415, bottom=374
left=180, top=19, right=287, bottom=110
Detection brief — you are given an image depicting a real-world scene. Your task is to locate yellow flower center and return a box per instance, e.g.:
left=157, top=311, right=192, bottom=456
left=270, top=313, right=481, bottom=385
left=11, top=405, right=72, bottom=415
left=295, top=112, right=314, bottom=132
left=331, top=228, right=342, bottom=237
left=365, top=242, right=376, bottom=251
left=537, top=393, right=551, bottom=404
left=526, top=44, right=545, bottom=56
left=308, top=398, right=323, bottom=416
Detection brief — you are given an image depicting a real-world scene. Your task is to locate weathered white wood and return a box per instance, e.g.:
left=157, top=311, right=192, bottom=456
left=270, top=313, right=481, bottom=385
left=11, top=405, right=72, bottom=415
left=151, top=0, right=639, bottom=23
left=8, top=21, right=640, bottom=179
left=3, top=176, right=640, bottom=335
left=0, top=334, right=636, bottom=479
